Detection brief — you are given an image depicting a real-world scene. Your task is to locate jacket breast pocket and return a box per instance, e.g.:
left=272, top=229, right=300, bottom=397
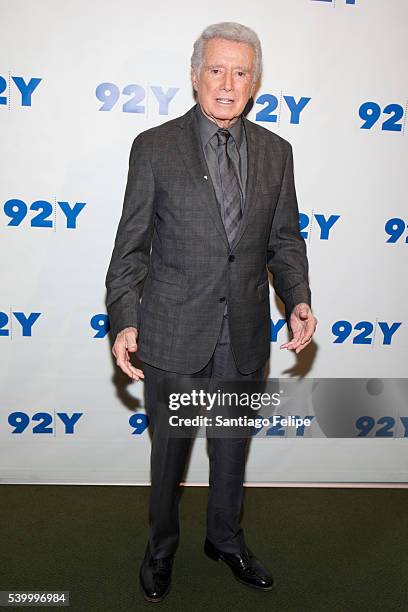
left=257, top=184, right=281, bottom=215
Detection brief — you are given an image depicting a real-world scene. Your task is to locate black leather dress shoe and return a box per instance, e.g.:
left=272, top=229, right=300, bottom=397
left=139, top=543, right=174, bottom=603
left=204, top=537, right=274, bottom=591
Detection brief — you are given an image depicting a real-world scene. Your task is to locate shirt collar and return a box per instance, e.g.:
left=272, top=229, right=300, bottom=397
left=196, top=103, right=244, bottom=149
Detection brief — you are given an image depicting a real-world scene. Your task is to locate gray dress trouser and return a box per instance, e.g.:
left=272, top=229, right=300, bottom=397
left=142, top=313, right=265, bottom=559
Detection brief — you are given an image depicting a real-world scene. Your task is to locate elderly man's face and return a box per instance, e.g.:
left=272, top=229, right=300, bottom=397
left=192, top=37, right=256, bottom=128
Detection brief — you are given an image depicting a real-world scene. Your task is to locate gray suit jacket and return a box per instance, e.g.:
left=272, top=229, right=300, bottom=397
left=105, top=104, right=311, bottom=374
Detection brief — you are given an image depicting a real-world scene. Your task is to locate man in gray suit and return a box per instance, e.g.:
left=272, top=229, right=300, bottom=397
left=105, top=22, right=317, bottom=603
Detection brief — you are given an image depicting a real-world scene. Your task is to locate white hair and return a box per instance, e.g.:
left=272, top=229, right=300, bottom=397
left=191, top=22, right=262, bottom=84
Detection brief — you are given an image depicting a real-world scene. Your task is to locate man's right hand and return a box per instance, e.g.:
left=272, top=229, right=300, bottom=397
left=112, top=326, right=145, bottom=381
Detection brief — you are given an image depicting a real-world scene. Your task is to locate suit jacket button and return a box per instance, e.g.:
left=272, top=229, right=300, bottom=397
left=219, top=297, right=226, bottom=302
left=228, top=254, right=235, bottom=262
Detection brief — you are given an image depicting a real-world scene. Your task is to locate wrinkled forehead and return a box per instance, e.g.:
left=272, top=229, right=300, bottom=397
left=202, top=37, right=255, bottom=69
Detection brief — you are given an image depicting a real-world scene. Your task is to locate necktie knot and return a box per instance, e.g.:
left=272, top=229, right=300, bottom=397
left=216, top=129, right=230, bottom=146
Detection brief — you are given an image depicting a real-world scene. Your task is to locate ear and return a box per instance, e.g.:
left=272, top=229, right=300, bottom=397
left=191, top=67, right=199, bottom=92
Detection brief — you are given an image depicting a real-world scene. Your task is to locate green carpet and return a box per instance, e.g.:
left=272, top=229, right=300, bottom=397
left=1, top=486, right=407, bottom=611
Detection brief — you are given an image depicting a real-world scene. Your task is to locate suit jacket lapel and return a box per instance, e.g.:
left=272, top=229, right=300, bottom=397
left=176, top=105, right=229, bottom=248
left=231, top=116, right=266, bottom=250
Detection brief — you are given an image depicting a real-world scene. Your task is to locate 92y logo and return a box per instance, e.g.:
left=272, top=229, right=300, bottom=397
left=385, top=218, right=408, bottom=243
left=96, top=83, right=179, bottom=115
left=0, top=311, right=41, bottom=337
left=3, top=199, right=86, bottom=230
left=7, top=412, right=82, bottom=434
left=359, top=101, right=407, bottom=133
left=332, top=320, right=402, bottom=346
left=0, top=75, right=42, bottom=108
left=255, top=93, right=311, bottom=125
left=300, top=213, right=340, bottom=242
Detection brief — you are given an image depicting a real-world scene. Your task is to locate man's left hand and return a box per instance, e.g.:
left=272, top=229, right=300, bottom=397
left=280, top=303, right=317, bottom=354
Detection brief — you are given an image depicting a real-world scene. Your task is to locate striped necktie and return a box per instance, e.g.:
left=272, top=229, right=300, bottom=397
left=216, top=128, right=243, bottom=245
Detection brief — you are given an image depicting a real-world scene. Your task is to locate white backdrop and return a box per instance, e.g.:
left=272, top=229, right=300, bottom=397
left=1, top=0, right=407, bottom=484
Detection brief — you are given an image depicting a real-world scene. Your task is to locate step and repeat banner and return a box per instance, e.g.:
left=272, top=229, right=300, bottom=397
left=1, top=0, right=407, bottom=484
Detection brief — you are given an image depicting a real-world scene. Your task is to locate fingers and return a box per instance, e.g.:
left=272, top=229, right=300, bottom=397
left=280, top=324, right=304, bottom=350
left=116, top=349, right=145, bottom=380
left=299, top=317, right=317, bottom=345
left=280, top=315, right=318, bottom=353
left=281, top=333, right=303, bottom=351
left=120, top=357, right=145, bottom=380
left=295, top=337, right=312, bottom=354
left=112, top=327, right=144, bottom=380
